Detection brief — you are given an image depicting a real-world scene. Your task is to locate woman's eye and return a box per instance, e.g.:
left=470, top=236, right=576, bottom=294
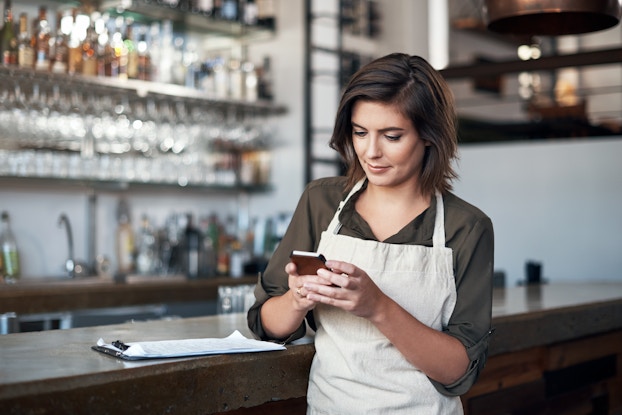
left=385, top=135, right=401, bottom=141
left=353, top=130, right=367, bottom=137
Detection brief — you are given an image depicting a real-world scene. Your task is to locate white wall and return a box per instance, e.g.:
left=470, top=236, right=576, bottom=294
left=247, top=0, right=306, bottom=215
left=453, top=137, right=622, bottom=286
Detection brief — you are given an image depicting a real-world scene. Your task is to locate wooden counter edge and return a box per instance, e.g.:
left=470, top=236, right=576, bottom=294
left=0, top=276, right=258, bottom=314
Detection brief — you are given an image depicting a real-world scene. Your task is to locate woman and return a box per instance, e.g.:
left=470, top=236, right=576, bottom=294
left=247, top=53, right=494, bottom=414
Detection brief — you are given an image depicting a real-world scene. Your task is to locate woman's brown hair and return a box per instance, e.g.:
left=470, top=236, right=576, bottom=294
left=329, top=53, right=459, bottom=195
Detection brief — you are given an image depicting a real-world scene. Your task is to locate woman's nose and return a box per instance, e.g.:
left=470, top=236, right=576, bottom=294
left=365, top=135, right=382, bottom=158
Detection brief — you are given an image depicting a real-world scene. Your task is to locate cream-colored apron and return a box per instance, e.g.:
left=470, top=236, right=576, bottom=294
left=307, top=180, right=463, bottom=414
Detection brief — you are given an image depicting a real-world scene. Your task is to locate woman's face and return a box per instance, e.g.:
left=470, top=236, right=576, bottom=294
left=351, top=100, right=428, bottom=190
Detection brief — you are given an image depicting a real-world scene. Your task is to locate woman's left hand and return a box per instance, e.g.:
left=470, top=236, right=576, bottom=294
left=302, top=260, right=386, bottom=319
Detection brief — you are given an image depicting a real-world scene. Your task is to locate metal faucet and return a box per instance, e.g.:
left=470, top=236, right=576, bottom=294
left=58, top=214, right=75, bottom=278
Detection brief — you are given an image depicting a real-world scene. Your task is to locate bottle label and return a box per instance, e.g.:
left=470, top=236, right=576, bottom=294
left=2, top=249, right=20, bottom=278
left=18, top=48, right=35, bottom=68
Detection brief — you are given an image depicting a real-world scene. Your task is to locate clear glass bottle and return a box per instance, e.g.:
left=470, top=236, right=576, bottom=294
left=17, top=12, right=35, bottom=68
left=50, top=10, right=69, bottom=73
left=124, top=20, right=138, bottom=79
left=110, top=16, right=127, bottom=79
left=136, top=27, right=151, bottom=81
left=34, top=6, right=51, bottom=71
left=136, top=214, right=156, bottom=275
left=1, top=211, right=21, bottom=283
left=242, top=0, right=258, bottom=26
left=67, top=7, right=89, bottom=75
left=81, top=12, right=98, bottom=76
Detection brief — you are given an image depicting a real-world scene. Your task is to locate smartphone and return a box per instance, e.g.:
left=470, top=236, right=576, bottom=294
left=290, top=250, right=328, bottom=275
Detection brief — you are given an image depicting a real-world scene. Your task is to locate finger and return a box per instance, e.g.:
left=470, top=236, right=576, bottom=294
left=324, top=260, right=357, bottom=276
left=305, top=286, right=344, bottom=306
left=295, top=286, right=305, bottom=298
left=285, top=262, right=299, bottom=275
left=316, top=268, right=350, bottom=288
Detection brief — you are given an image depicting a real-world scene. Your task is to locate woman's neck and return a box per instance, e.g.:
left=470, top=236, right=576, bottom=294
left=355, top=181, right=431, bottom=241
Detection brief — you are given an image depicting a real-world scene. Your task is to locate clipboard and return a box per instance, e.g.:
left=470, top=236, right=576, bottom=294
left=91, top=330, right=286, bottom=360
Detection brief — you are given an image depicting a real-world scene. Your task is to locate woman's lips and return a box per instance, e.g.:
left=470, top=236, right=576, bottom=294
left=366, top=163, right=389, bottom=174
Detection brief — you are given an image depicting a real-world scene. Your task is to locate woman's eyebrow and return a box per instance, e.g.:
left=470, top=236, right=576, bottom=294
left=351, top=121, right=406, bottom=133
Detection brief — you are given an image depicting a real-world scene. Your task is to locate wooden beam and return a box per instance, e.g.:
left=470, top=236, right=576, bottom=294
left=440, top=47, right=622, bottom=79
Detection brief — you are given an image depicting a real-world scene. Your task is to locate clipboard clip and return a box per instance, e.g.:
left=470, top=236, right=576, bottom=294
left=112, top=340, right=130, bottom=351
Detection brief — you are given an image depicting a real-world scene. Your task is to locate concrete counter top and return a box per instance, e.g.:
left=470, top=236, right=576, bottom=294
left=0, top=313, right=315, bottom=414
left=490, top=282, right=622, bottom=354
left=1, top=282, right=621, bottom=414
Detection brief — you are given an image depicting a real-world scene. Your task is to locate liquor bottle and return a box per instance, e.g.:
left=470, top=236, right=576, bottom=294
left=194, top=0, right=214, bottom=16
left=110, top=16, right=127, bottom=79
left=17, top=12, right=35, bottom=68
left=50, top=10, right=69, bottom=73
left=124, top=21, right=138, bottom=79
left=96, top=17, right=115, bottom=77
left=257, top=55, right=273, bottom=100
left=242, top=60, right=258, bottom=101
left=81, top=13, right=98, bottom=76
left=115, top=199, right=135, bottom=275
left=136, top=27, right=151, bottom=80
left=212, top=56, right=228, bottom=98
left=256, top=0, right=276, bottom=30
left=220, top=0, right=238, bottom=21
left=199, top=214, right=217, bottom=276
left=34, top=6, right=51, bottom=71
left=213, top=0, right=223, bottom=19
left=135, top=214, right=156, bottom=275
left=67, top=8, right=83, bottom=75
left=0, top=0, right=18, bottom=66
left=228, top=58, right=243, bottom=100
left=67, top=8, right=82, bottom=75
left=183, top=213, right=202, bottom=279
left=242, top=0, right=258, bottom=26
left=0, top=211, right=20, bottom=283
left=157, top=19, right=174, bottom=83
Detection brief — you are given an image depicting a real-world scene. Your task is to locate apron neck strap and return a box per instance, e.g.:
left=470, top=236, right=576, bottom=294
left=328, top=179, right=365, bottom=235
left=432, top=191, right=446, bottom=247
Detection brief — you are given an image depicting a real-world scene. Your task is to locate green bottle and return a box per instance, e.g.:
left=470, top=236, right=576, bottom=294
left=1, top=211, right=20, bottom=283
left=0, top=0, right=18, bottom=65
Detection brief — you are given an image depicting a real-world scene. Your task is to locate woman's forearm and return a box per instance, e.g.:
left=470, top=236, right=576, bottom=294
left=260, top=290, right=309, bottom=340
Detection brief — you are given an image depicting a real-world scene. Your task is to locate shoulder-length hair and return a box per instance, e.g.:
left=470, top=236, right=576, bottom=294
left=329, top=53, right=459, bottom=195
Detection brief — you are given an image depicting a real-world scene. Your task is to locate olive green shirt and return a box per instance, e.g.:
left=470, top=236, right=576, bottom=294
left=248, top=176, right=494, bottom=396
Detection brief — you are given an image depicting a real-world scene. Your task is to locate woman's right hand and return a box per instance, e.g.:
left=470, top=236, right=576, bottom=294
left=286, top=261, right=330, bottom=312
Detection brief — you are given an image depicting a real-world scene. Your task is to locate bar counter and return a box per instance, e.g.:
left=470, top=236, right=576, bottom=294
left=1, top=282, right=621, bottom=414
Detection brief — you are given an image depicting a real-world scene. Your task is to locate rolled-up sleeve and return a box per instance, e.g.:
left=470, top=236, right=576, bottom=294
left=247, top=178, right=344, bottom=341
left=431, top=214, right=495, bottom=396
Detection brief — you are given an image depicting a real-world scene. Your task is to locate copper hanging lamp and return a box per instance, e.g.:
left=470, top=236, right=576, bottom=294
left=484, top=0, right=622, bottom=36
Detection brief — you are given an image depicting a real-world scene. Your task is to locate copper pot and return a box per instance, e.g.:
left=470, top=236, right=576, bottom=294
left=484, top=0, right=621, bottom=35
